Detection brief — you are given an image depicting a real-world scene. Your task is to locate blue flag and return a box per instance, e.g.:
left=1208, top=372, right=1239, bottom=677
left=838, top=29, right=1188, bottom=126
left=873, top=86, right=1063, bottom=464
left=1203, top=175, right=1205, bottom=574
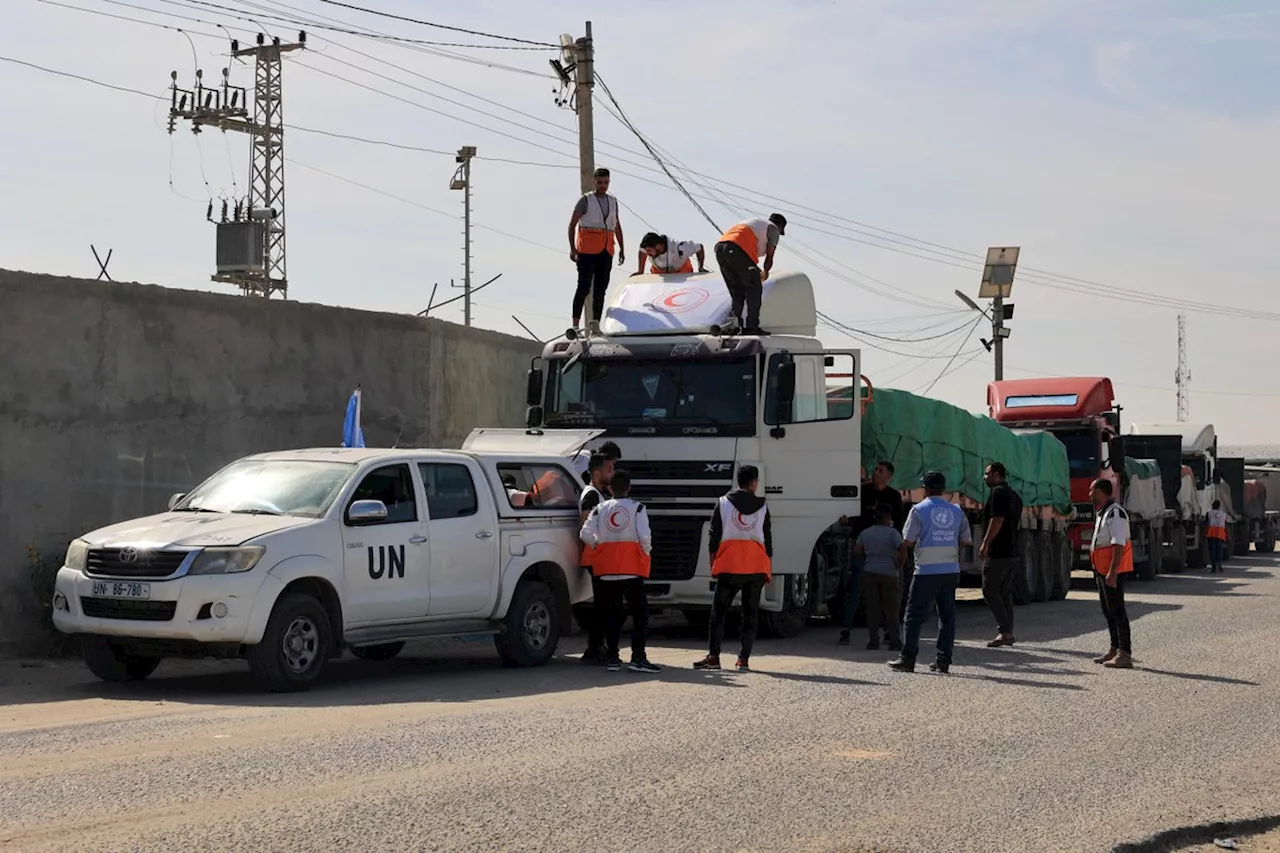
left=341, top=387, right=365, bottom=448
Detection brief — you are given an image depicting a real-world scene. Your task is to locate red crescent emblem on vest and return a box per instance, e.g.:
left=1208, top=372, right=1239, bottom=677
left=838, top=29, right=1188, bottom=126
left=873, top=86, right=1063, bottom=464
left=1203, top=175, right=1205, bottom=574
left=606, top=506, right=630, bottom=532
left=732, top=510, right=755, bottom=531
left=653, top=287, right=710, bottom=315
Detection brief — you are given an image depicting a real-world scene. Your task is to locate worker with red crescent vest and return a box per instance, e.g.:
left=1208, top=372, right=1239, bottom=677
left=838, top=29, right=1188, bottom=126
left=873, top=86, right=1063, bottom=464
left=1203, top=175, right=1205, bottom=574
left=1089, top=477, right=1134, bottom=669
left=694, top=465, right=772, bottom=673
left=568, top=168, right=625, bottom=330
left=579, top=469, right=661, bottom=673
left=714, top=214, right=786, bottom=334
left=1207, top=499, right=1229, bottom=574
left=634, top=233, right=706, bottom=276
left=576, top=453, right=615, bottom=665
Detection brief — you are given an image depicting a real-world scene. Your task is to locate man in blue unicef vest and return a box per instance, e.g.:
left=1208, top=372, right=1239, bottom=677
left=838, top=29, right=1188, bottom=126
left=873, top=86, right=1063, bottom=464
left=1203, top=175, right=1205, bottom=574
left=889, top=471, right=972, bottom=674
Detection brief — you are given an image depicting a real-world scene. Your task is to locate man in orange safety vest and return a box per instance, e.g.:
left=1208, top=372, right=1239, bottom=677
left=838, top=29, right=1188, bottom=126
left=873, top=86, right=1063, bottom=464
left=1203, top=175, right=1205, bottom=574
left=713, top=214, right=786, bottom=334
left=1207, top=499, right=1229, bottom=574
left=568, top=168, right=626, bottom=330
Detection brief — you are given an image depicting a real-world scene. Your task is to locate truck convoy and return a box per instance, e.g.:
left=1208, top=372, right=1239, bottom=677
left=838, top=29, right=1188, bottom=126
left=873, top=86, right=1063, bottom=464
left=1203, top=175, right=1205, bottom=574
left=988, top=378, right=1177, bottom=581
left=525, top=270, right=1073, bottom=632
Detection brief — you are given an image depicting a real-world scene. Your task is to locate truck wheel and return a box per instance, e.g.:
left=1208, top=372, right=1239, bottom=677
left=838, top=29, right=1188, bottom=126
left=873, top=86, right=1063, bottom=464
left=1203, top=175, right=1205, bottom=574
left=246, top=592, right=332, bottom=692
left=82, top=636, right=162, bottom=682
left=1032, top=532, right=1053, bottom=603
left=762, top=568, right=815, bottom=638
left=1186, top=532, right=1207, bottom=569
left=1145, top=529, right=1164, bottom=581
left=1013, top=531, right=1039, bottom=605
left=1258, top=529, right=1276, bottom=553
left=1166, top=527, right=1186, bottom=573
left=1233, top=525, right=1250, bottom=557
left=1048, top=532, right=1071, bottom=600
left=496, top=580, right=561, bottom=667
left=1135, top=525, right=1156, bottom=582
left=350, top=642, right=405, bottom=661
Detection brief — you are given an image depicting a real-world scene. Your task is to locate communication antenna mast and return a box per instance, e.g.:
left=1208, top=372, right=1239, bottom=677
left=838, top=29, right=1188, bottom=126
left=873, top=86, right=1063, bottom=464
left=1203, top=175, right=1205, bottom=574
left=169, top=32, right=305, bottom=297
left=1176, top=313, right=1191, bottom=421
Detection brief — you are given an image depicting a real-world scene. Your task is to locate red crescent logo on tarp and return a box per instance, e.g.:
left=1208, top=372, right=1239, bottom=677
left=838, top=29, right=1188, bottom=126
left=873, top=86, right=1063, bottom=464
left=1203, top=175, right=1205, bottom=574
left=606, top=506, right=631, bottom=532
left=653, top=287, right=710, bottom=315
left=732, top=510, right=756, bottom=531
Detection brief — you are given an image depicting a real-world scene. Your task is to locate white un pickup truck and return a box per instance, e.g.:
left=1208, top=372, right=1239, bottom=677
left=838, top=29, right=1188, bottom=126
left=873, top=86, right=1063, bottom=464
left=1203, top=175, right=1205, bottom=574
left=52, top=430, right=598, bottom=691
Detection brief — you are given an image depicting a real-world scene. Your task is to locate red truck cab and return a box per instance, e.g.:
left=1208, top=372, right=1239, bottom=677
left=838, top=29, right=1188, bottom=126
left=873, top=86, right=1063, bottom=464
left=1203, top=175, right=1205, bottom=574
left=988, top=377, right=1122, bottom=567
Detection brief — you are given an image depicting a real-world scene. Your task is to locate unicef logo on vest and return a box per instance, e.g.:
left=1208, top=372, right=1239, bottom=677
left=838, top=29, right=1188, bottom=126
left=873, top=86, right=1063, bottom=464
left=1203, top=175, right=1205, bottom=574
left=652, top=287, right=710, bottom=315
left=605, top=506, right=631, bottom=532
left=930, top=507, right=956, bottom=529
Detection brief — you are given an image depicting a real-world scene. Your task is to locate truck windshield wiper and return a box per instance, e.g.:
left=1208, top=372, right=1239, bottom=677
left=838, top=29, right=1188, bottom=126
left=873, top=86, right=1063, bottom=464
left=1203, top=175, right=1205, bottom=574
left=231, top=508, right=285, bottom=516
left=668, top=413, right=730, bottom=427
left=171, top=506, right=221, bottom=513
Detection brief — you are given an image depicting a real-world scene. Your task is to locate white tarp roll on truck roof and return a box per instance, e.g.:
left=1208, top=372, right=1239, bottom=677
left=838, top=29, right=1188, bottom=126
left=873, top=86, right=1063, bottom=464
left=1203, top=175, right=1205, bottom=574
left=597, top=271, right=817, bottom=337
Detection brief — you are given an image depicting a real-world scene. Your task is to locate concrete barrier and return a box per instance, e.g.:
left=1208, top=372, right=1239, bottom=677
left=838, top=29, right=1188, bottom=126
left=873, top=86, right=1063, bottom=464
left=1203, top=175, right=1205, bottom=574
left=0, top=270, right=540, bottom=654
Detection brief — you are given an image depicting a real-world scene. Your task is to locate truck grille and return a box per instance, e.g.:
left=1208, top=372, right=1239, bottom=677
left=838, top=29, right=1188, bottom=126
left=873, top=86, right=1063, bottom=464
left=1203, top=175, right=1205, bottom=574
left=649, top=516, right=704, bottom=581
left=86, top=548, right=187, bottom=578
left=624, top=460, right=734, bottom=480
left=80, top=598, right=177, bottom=621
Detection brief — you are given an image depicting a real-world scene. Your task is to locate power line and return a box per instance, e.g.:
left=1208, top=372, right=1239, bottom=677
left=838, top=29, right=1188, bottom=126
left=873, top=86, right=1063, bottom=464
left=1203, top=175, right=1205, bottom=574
left=0, top=53, right=164, bottom=99
left=313, top=0, right=557, bottom=47
left=915, top=319, right=983, bottom=395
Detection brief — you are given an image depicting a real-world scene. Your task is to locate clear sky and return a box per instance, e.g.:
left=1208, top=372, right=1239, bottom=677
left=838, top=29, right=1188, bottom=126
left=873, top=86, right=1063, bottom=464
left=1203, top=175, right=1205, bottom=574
left=3, top=0, right=1279, bottom=439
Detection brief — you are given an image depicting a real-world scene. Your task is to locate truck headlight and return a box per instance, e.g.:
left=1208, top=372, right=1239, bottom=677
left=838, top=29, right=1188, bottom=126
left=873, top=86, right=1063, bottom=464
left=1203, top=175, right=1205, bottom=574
left=65, top=540, right=89, bottom=571
left=188, top=547, right=265, bottom=575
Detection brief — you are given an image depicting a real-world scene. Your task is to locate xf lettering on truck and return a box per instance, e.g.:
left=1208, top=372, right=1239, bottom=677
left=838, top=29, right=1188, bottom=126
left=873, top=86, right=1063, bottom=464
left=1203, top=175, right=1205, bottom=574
left=367, top=545, right=406, bottom=579
left=704, top=463, right=732, bottom=473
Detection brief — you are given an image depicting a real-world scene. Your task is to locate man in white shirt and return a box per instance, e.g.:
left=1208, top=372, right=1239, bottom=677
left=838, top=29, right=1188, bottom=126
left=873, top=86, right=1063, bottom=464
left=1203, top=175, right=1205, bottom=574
left=634, top=233, right=707, bottom=276
left=571, top=440, right=621, bottom=485
left=1089, top=478, right=1134, bottom=669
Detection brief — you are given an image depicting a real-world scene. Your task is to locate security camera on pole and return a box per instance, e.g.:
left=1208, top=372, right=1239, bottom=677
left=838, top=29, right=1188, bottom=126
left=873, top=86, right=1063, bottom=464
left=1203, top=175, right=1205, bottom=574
left=955, top=246, right=1020, bottom=381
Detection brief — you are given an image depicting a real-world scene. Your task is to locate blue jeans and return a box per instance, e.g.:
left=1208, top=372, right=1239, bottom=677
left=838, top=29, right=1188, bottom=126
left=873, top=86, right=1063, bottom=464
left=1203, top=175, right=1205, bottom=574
left=842, top=553, right=865, bottom=631
left=902, top=573, right=960, bottom=665
left=1209, top=538, right=1225, bottom=572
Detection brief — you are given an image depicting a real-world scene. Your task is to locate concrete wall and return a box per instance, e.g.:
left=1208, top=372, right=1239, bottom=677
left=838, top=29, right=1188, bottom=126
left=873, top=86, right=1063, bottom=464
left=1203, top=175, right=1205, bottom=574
left=0, top=270, right=539, bottom=654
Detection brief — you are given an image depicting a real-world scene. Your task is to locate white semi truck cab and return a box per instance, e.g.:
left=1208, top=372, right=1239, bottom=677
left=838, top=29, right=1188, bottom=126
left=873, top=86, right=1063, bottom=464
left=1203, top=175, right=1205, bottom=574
left=525, top=270, right=862, bottom=636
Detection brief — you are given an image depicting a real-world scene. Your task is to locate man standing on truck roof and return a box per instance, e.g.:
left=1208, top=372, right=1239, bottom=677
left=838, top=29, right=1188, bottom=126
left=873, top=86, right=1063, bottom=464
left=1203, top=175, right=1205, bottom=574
left=1089, top=478, right=1134, bottom=669
left=1207, top=499, right=1229, bottom=574
left=568, top=168, right=625, bottom=331
left=979, top=462, right=1024, bottom=648
left=580, top=469, right=661, bottom=673
left=634, top=233, right=706, bottom=276
left=577, top=453, right=616, bottom=665
left=890, top=471, right=972, bottom=674
left=714, top=214, right=786, bottom=334
left=837, top=460, right=904, bottom=646
left=695, top=465, right=772, bottom=673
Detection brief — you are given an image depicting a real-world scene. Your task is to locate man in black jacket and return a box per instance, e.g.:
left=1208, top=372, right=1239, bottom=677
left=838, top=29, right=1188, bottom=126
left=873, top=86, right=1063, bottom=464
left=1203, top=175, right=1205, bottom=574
left=694, top=465, right=773, bottom=672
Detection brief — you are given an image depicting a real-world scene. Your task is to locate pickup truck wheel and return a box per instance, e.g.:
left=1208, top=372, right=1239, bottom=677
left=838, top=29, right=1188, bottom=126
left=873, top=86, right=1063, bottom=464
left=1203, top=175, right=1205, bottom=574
left=246, top=592, right=332, bottom=692
left=82, top=636, right=162, bottom=682
left=350, top=642, right=405, bottom=661
left=496, top=581, right=560, bottom=667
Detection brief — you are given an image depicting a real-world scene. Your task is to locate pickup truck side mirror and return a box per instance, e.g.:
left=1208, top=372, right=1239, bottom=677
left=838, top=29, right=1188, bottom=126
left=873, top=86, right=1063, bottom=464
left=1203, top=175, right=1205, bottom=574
left=347, top=499, right=389, bottom=525
left=526, top=405, right=544, bottom=428
left=168, top=493, right=186, bottom=511
left=526, top=368, right=544, bottom=407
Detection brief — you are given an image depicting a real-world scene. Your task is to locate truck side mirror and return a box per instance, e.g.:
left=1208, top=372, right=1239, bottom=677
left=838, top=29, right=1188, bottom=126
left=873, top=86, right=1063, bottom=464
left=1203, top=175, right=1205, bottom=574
left=526, top=405, right=544, bottom=428
left=525, top=368, right=544, bottom=407
left=168, top=493, right=186, bottom=510
left=1109, top=437, right=1126, bottom=475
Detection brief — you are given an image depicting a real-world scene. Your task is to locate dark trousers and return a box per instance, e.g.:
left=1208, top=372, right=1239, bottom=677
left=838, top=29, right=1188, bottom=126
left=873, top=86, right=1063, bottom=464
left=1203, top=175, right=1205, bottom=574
left=841, top=554, right=865, bottom=631
left=862, top=572, right=902, bottom=645
left=582, top=574, right=605, bottom=651
left=1209, top=538, right=1225, bottom=572
left=902, top=573, right=959, bottom=665
left=573, top=251, right=613, bottom=322
left=708, top=573, right=767, bottom=660
left=981, top=556, right=1018, bottom=635
left=897, top=551, right=915, bottom=625
left=714, top=241, right=762, bottom=329
left=595, top=577, right=649, bottom=661
left=1096, top=573, right=1132, bottom=654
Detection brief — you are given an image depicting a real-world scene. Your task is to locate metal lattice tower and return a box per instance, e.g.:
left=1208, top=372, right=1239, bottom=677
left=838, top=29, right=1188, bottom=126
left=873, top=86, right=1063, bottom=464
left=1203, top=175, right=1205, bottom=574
left=1176, top=313, right=1191, bottom=422
left=169, top=33, right=304, bottom=298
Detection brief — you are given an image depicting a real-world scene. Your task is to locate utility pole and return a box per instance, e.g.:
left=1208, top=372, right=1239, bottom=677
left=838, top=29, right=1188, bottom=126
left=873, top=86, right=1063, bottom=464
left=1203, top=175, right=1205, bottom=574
left=450, top=146, right=476, bottom=326
left=1176, top=313, right=1191, bottom=421
left=573, top=22, right=595, bottom=196
left=957, top=246, right=1020, bottom=382
left=169, top=32, right=304, bottom=298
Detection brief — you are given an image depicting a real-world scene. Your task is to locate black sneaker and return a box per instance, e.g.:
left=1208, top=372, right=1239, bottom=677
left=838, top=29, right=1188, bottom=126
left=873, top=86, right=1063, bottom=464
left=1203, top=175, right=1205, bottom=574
left=837, top=630, right=851, bottom=646
left=743, top=327, right=771, bottom=336
left=734, top=657, right=750, bottom=672
left=866, top=641, right=881, bottom=651
left=605, top=657, right=623, bottom=672
left=929, top=661, right=950, bottom=674
left=628, top=658, right=662, bottom=674
left=693, top=655, right=721, bottom=670
left=887, top=641, right=904, bottom=652
left=888, top=658, right=915, bottom=673
left=581, top=646, right=606, bottom=665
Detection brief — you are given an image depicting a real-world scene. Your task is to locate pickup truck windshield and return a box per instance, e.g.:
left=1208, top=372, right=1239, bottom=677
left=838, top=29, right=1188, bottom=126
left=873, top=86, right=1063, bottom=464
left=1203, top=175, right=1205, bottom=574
left=177, top=460, right=355, bottom=518
left=545, top=356, right=756, bottom=436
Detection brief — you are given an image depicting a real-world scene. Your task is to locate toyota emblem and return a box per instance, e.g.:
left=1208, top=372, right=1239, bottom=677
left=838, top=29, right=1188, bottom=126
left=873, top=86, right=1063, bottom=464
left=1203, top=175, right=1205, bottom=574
left=118, top=546, right=139, bottom=564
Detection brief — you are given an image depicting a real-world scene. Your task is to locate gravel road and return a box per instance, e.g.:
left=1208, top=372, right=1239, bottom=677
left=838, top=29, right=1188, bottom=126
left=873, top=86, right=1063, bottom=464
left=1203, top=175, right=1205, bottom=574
left=2, top=557, right=1278, bottom=853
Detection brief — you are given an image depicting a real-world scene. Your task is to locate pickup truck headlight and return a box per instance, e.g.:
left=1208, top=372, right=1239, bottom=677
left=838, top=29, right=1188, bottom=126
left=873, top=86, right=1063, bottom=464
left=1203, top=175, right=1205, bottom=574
left=188, top=546, right=265, bottom=575
left=65, top=539, right=89, bottom=571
